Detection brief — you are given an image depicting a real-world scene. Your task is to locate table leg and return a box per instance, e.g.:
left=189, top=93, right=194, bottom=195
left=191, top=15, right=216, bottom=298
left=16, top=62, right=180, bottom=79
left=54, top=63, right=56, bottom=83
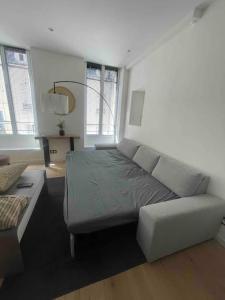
left=42, top=137, right=50, bottom=167
left=70, top=137, right=74, bottom=151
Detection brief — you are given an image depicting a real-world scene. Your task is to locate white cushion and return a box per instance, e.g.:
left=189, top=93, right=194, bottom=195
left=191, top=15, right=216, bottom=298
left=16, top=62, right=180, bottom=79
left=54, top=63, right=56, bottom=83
left=0, top=163, right=27, bottom=193
left=152, top=156, right=206, bottom=197
left=133, top=145, right=160, bottom=173
left=0, top=195, right=28, bottom=230
left=117, top=138, right=140, bottom=159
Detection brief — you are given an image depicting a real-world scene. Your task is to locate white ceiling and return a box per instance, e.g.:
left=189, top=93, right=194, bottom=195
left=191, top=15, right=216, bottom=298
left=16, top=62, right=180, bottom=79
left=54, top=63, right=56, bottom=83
left=0, top=0, right=204, bottom=67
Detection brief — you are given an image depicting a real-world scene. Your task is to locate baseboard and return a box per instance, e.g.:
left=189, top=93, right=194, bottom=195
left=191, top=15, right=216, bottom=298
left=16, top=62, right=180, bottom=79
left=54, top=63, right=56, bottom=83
left=10, top=159, right=44, bottom=165
left=216, top=234, right=225, bottom=248
left=15, top=160, right=44, bottom=165
left=28, top=160, right=44, bottom=165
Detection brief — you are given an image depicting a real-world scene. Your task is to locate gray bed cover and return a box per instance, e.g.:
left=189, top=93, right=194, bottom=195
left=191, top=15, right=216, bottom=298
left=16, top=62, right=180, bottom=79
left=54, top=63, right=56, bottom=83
left=64, top=149, right=178, bottom=234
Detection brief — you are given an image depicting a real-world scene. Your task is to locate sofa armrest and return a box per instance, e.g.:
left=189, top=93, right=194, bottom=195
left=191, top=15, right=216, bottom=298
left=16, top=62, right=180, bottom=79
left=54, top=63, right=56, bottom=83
left=137, top=194, right=225, bottom=262
left=95, top=143, right=117, bottom=150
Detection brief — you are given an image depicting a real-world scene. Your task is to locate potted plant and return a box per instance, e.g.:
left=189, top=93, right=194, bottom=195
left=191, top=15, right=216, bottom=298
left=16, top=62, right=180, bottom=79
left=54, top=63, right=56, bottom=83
left=57, top=120, right=65, bottom=136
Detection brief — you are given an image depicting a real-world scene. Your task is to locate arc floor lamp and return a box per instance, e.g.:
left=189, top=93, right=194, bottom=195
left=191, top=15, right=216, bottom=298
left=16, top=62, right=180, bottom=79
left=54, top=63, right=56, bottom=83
left=42, top=80, right=117, bottom=143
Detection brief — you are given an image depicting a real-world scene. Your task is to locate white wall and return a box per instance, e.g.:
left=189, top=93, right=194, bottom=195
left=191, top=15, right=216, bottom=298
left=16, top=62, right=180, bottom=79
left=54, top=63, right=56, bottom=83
left=31, top=48, right=85, bottom=161
left=125, top=0, right=225, bottom=200
left=0, top=135, right=42, bottom=163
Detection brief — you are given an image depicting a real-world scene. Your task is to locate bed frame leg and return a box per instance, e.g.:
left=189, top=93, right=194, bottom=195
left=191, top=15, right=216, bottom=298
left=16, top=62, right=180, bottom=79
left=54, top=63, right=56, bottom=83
left=70, top=233, right=75, bottom=258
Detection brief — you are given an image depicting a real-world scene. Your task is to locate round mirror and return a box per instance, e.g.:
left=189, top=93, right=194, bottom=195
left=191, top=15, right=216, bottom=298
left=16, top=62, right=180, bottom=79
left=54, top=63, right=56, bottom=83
left=48, top=86, right=76, bottom=114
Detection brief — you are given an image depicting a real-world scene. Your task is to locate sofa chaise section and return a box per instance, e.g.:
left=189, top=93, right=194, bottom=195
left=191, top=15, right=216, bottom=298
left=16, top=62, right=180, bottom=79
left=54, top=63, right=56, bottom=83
left=0, top=170, right=46, bottom=276
left=137, top=194, right=225, bottom=262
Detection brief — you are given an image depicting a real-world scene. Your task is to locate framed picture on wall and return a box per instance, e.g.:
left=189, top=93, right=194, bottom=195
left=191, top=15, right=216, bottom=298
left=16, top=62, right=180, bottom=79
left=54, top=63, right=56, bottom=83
left=129, top=90, right=145, bottom=126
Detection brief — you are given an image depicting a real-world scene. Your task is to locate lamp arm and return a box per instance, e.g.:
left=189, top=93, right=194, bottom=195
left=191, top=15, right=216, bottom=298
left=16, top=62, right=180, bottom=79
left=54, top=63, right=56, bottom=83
left=53, top=81, right=115, bottom=128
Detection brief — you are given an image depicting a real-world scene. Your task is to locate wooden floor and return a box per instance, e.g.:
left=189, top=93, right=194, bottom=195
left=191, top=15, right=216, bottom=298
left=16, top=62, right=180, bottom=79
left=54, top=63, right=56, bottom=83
left=27, top=161, right=66, bottom=178
left=1, top=163, right=225, bottom=299
left=56, top=240, right=225, bottom=300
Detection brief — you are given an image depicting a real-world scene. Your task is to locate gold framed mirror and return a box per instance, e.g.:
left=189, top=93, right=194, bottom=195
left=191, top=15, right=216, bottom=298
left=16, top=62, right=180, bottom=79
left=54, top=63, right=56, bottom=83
left=48, top=86, right=76, bottom=113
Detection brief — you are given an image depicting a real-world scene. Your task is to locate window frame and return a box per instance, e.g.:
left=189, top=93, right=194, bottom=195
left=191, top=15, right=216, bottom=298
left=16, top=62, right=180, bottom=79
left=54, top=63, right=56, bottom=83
left=85, top=62, right=119, bottom=137
left=0, top=45, right=36, bottom=136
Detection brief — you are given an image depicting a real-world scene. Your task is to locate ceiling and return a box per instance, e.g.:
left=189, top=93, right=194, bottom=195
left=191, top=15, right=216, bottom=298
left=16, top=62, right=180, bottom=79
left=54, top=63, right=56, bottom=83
left=0, top=0, right=204, bottom=67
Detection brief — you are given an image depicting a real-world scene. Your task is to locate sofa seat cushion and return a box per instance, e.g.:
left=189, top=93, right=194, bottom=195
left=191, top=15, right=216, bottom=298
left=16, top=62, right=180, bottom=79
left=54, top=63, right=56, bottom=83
left=0, top=195, right=28, bottom=230
left=152, top=156, right=206, bottom=197
left=133, top=145, right=160, bottom=173
left=117, top=138, right=140, bottom=159
left=0, top=163, right=27, bottom=193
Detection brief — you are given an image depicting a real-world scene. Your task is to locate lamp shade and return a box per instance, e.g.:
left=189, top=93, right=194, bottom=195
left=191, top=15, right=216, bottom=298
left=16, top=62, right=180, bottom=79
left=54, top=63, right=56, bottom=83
left=41, top=93, right=69, bottom=115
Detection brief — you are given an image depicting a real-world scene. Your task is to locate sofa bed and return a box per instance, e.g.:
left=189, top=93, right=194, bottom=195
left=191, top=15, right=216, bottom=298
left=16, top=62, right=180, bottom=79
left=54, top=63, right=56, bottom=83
left=64, top=138, right=225, bottom=260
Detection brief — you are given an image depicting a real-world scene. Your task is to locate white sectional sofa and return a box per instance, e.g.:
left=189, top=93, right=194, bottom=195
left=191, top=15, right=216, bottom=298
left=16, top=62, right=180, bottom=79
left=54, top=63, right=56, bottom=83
left=95, top=139, right=225, bottom=262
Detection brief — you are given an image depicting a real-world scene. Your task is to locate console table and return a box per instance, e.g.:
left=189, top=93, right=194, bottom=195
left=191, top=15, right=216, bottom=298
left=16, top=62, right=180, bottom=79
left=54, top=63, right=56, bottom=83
left=35, top=135, right=80, bottom=167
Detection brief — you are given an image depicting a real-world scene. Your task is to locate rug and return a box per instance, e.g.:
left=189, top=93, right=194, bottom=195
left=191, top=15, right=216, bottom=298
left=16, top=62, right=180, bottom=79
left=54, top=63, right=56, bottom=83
left=0, top=177, right=145, bottom=300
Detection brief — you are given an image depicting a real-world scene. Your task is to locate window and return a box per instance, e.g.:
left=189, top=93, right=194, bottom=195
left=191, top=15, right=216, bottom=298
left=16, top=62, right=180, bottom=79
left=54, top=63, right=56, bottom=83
left=0, top=46, right=35, bottom=135
left=86, top=62, right=118, bottom=137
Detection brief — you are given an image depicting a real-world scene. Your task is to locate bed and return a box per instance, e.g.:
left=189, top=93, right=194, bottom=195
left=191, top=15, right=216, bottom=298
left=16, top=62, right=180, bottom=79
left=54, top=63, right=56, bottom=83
left=64, top=149, right=178, bottom=246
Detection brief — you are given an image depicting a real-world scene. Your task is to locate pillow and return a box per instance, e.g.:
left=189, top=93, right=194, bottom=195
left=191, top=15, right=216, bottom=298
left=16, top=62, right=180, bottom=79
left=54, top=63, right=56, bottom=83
left=133, top=145, right=160, bottom=173
left=0, top=163, right=27, bottom=193
left=152, top=156, right=206, bottom=197
left=0, top=195, right=28, bottom=230
left=117, top=138, right=140, bottom=159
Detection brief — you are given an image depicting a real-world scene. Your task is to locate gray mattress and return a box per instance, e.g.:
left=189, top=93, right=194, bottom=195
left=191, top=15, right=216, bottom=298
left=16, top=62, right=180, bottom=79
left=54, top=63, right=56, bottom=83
left=64, top=149, right=178, bottom=234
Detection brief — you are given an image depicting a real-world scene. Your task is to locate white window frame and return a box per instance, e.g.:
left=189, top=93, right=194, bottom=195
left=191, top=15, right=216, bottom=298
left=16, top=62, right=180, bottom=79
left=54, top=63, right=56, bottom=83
left=85, top=63, right=119, bottom=138
left=0, top=45, right=36, bottom=136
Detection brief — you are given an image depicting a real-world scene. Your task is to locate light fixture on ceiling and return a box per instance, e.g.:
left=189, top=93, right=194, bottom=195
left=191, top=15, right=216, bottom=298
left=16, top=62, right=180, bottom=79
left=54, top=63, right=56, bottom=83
left=192, top=2, right=211, bottom=24
left=48, top=27, right=54, bottom=32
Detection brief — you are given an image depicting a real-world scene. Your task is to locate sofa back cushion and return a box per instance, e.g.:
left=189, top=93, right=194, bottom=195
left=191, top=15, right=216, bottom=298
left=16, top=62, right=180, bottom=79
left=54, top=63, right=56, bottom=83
left=133, top=145, right=160, bottom=173
left=117, top=138, right=140, bottom=159
left=152, top=156, right=208, bottom=197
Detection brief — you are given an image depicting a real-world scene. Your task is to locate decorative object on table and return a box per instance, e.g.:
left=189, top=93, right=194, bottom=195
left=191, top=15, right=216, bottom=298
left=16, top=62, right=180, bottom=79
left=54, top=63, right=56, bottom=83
left=42, top=80, right=116, bottom=142
left=57, top=119, right=65, bottom=136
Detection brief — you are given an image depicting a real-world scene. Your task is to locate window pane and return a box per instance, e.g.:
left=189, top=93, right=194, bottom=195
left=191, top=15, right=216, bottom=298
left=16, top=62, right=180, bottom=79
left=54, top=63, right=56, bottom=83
left=87, top=67, right=101, bottom=80
left=6, top=49, right=35, bottom=135
left=102, top=70, right=118, bottom=135
left=6, top=49, right=28, bottom=66
left=0, top=56, right=12, bottom=134
left=86, top=67, right=101, bottom=135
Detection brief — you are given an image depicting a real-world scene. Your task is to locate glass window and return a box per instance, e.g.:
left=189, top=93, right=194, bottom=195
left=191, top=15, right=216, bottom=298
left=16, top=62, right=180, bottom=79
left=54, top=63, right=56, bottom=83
left=102, top=69, right=118, bottom=135
left=0, top=56, right=12, bottom=134
left=86, top=67, right=101, bottom=135
left=0, top=46, right=35, bottom=135
left=86, top=63, right=118, bottom=137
